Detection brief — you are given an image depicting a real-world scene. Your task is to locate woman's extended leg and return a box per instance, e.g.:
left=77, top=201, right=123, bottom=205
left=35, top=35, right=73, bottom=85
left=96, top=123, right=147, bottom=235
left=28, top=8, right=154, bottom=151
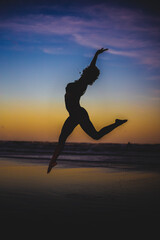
left=47, top=116, right=78, bottom=173
left=79, top=109, right=127, bottom=140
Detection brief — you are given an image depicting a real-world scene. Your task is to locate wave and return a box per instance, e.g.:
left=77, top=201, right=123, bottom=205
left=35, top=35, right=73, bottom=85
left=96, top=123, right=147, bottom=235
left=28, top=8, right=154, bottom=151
left=0, top=141, right=160, bottom=167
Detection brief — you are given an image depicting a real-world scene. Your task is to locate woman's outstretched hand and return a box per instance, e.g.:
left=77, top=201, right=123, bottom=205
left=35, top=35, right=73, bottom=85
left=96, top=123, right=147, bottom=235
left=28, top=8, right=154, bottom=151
left=96, top=48, right=108, bottom=55
left=90, top=48, right=109, bottom=67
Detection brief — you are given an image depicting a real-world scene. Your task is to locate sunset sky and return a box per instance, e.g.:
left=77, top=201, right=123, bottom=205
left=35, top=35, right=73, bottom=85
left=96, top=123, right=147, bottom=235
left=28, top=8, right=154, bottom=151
left=0, top=0, right=160, bottom=143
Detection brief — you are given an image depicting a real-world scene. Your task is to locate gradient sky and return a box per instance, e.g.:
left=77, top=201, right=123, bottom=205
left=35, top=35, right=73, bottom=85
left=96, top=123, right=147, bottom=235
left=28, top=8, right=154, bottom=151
left=0, top=0, right=160, bottom=143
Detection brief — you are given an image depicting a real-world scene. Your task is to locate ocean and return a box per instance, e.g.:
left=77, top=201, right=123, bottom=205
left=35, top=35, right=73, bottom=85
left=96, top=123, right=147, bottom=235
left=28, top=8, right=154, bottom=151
left=0, top=141, right=160, bottom=169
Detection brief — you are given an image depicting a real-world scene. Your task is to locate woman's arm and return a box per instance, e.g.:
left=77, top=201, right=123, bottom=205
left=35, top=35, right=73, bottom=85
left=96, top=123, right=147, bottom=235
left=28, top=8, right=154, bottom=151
left=90, top=48, right=108, bottom=67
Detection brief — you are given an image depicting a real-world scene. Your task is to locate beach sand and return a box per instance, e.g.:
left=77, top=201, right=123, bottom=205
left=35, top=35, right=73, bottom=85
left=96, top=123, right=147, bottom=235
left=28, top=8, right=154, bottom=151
left=0, top=157, right=160, bottom=230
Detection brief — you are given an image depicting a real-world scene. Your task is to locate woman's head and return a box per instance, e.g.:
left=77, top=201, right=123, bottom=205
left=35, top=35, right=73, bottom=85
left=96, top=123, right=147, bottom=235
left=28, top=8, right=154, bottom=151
left=80, top=66, right=100, bottom=85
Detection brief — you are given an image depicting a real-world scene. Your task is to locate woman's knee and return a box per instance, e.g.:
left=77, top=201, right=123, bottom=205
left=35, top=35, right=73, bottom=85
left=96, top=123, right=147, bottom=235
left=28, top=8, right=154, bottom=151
left=91, top=132, right=101, bottom=140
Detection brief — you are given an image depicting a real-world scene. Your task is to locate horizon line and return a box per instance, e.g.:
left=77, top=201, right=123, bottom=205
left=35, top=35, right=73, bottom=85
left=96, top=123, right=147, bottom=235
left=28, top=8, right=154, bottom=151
left=0, top=140, right=160, bottom=145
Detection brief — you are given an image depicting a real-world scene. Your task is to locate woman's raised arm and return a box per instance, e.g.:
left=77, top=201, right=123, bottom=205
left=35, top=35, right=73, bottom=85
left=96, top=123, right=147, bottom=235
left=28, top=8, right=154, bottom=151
left=90, top=48, right=108, bottom=67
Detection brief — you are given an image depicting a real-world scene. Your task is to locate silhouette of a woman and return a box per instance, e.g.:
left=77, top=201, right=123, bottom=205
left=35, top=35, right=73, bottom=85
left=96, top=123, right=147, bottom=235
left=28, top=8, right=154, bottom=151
left=47, top=48, right=127, bottom=173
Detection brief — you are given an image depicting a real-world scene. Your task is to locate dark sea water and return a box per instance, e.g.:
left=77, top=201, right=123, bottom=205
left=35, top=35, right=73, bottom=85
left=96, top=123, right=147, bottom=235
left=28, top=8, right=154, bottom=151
left=0, top=141, right=160, bottom=170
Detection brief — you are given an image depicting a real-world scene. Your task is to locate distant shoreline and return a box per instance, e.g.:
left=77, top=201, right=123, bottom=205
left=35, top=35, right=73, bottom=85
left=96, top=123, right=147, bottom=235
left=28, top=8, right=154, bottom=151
left=0, top=140, right=160, bottom=171
left=0, top=140, right=160, bottom=145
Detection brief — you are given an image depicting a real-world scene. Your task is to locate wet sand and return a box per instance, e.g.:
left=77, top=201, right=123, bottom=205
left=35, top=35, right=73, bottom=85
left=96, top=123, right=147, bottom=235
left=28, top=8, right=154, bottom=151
left=0, top=157, right=160, bottom=229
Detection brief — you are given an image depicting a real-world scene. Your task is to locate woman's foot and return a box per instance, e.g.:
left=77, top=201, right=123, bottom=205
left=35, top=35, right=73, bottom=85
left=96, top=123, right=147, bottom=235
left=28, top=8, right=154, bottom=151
left=115, top=119, right=128, bottom=126
left=47, top=160, right=57, bottom=174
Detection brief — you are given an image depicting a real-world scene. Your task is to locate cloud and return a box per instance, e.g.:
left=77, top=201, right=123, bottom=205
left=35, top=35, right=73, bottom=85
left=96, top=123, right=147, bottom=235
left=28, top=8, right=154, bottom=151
left=146, top=75, right=160, bottom=81
left=150, top=89, right=160, bottom=101
left=109, top=49, right=139, bottom=58
left=153, top=89, right=160, bottom=95
left=138, top=49, right=160, bottom=68
left=42, top=47, right=63, bottom=54
left=0, top=4, right=160, bottom=67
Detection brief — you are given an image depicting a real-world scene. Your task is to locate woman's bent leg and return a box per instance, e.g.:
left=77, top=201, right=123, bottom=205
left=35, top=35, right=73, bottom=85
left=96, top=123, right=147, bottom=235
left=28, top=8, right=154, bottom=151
left=95, top=119, right=127, bottom=139
left=79, top=109, right=127, bottom=140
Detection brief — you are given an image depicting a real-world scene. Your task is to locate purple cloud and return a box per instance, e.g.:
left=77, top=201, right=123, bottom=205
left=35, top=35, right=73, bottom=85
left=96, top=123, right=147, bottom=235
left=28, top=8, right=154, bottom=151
left=0, top=4, right=160, bottom=67
left=42, top=47, right=64, bottom=54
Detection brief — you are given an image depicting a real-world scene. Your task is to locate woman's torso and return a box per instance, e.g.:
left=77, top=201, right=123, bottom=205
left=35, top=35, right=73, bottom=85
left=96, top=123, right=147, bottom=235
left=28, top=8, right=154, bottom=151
left=65, top=81, right=87, bottom=115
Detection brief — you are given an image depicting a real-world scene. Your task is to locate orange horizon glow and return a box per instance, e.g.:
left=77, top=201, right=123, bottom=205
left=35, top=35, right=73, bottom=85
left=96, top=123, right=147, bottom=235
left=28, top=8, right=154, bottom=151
left=1, top=98, right=160, bottom=144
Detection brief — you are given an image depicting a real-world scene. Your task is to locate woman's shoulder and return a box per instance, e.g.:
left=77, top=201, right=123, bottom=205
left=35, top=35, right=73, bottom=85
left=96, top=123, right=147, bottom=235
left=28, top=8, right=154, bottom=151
left=65, top=80, right=87, bottom=94
left=65, top=82, right=75, bottom=92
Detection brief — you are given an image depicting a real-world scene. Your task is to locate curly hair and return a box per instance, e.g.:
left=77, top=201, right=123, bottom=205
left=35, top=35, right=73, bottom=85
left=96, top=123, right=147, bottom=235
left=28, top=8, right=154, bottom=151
left=80, top=65, right=100, bottom=85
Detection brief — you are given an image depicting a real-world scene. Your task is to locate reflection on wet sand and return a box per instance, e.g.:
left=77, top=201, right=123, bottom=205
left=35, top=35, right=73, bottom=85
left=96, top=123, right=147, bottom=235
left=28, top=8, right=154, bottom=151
left=0, top=158, right=160, bottom=227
